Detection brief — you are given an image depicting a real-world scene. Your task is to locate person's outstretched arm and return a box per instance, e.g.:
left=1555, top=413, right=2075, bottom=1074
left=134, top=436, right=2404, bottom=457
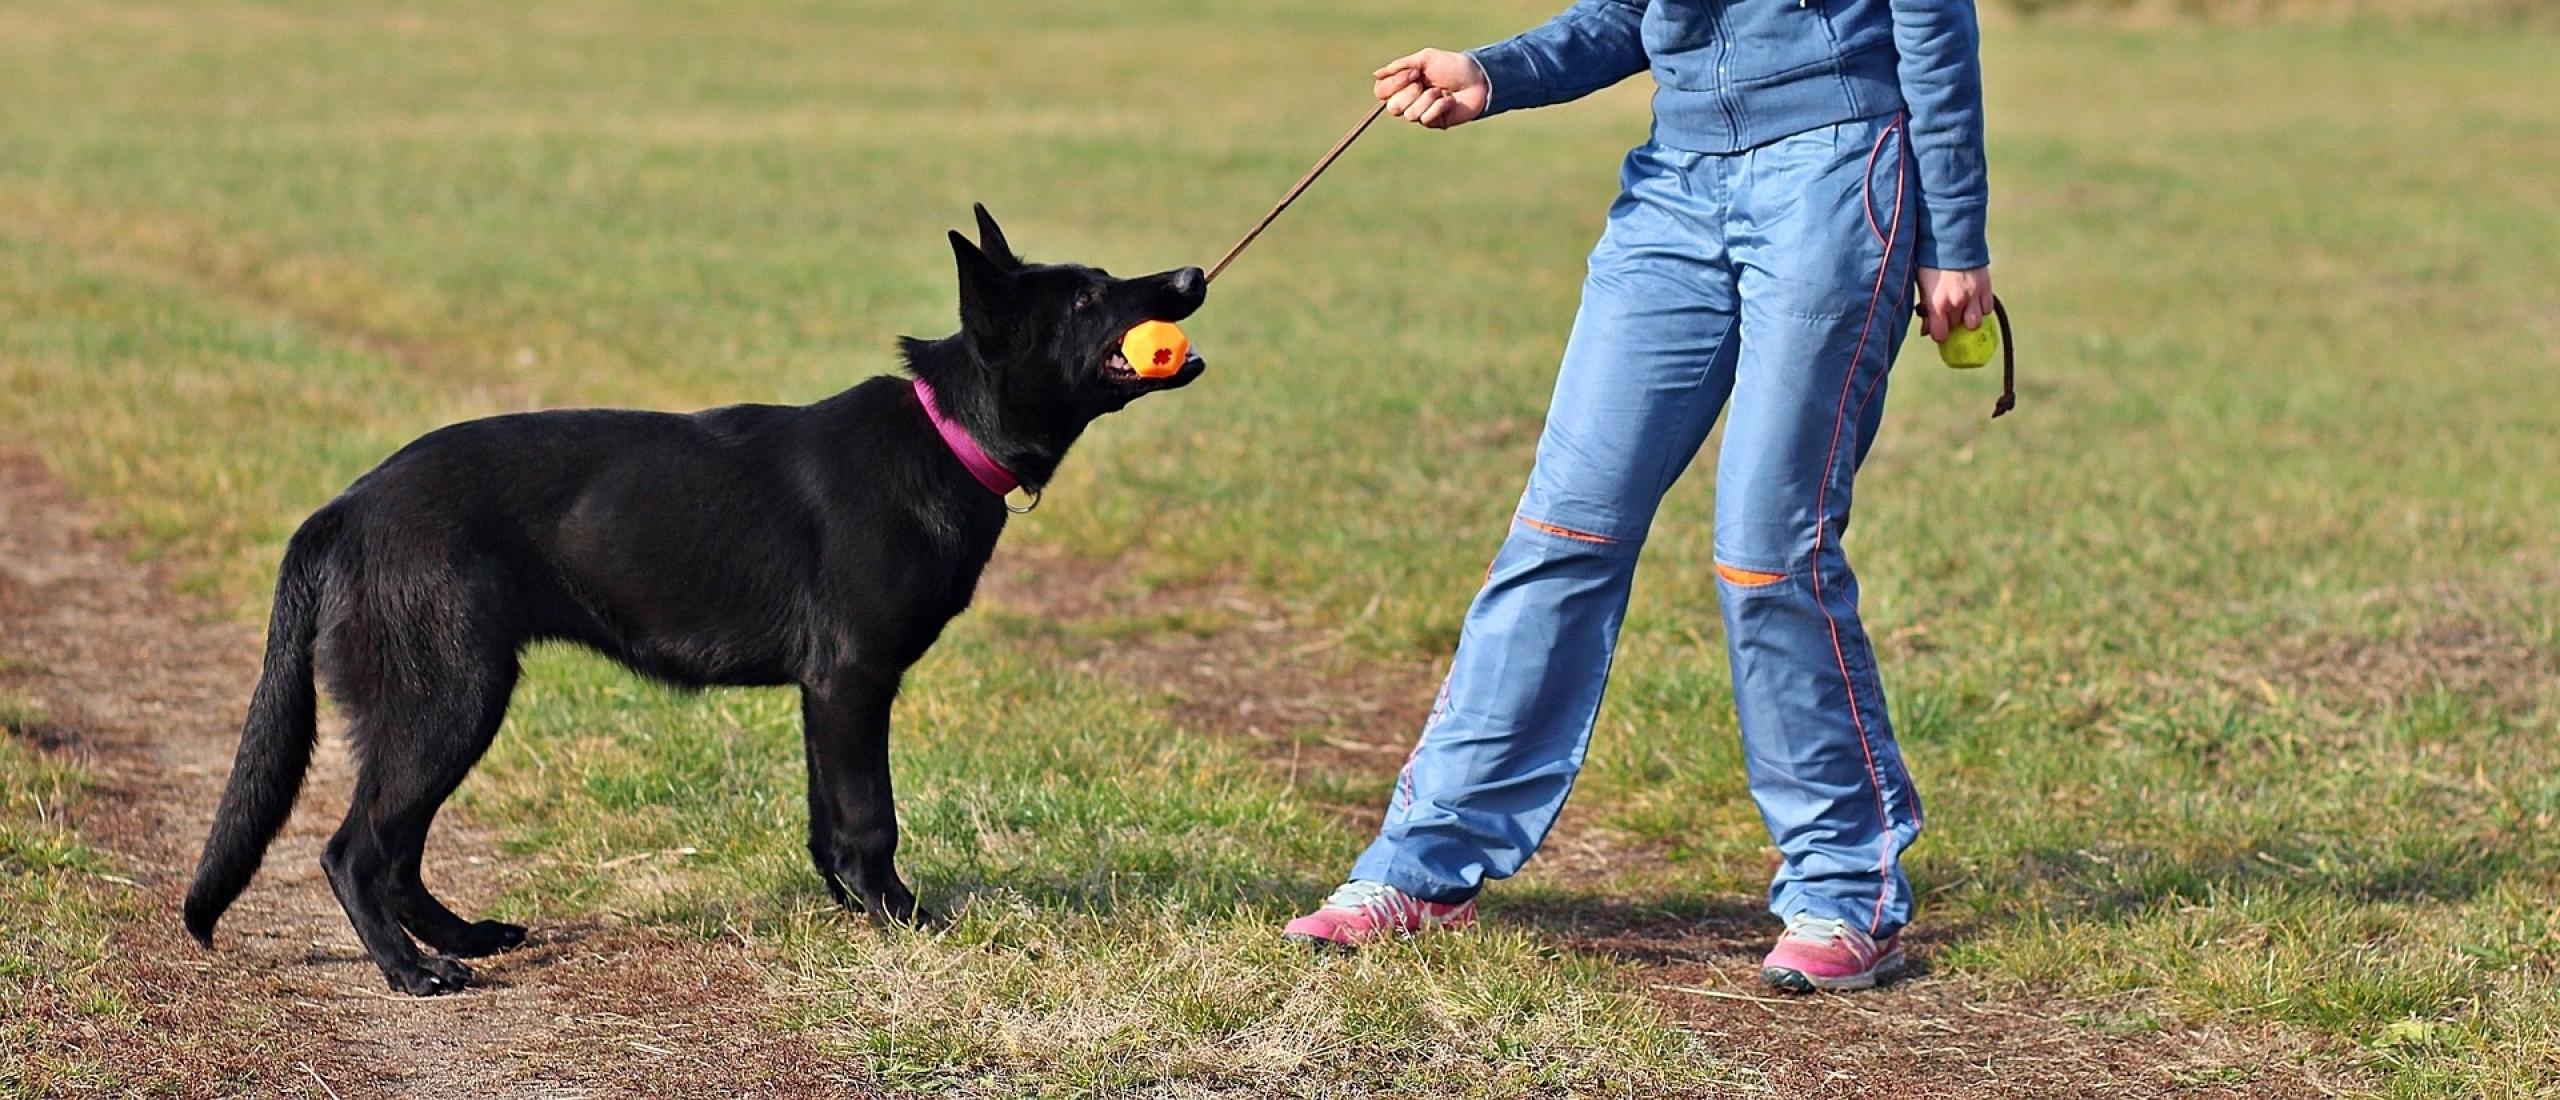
left=1374, top=0, right=1649, bottom=130
left=1895, top=0, right=1995, bottom=339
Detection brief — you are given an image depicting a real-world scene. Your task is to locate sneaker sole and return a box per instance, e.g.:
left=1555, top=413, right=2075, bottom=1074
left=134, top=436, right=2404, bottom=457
left=1281, top=931, right=1358, bottom=950
left=1760, top=948, right=1907, bottom=993
left=1280, top=921, right=1475, bottom=951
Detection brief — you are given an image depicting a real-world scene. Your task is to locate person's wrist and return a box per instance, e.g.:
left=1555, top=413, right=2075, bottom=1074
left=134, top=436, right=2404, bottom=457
left=1464, top=44, right=1524, bottom=118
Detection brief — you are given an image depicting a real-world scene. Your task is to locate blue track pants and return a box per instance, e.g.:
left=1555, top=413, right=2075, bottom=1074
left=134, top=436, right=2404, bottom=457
left=1350, top=114, right=1926, bottom=938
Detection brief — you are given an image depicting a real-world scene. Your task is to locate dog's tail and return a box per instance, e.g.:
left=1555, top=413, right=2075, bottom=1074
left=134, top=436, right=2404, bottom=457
left=184, top=506, right=339, bottom=947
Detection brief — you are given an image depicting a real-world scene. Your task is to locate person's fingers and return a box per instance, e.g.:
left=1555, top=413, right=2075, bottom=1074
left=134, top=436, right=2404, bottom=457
left=1373, top=68, right=1419, bottom=102
left=1405, top=87, right=1443, bottom=121
left=1401, top=87, right=1448, bottom=123
left=1372, top=51, right=1428, bottom=81
left=1386, top=83, right=1426, bottom=118
left=1925, top=299, right=1951, bottom=343
left=1418, top=91, right=1456, bottom=128
left=1960, top=297, right=1985, bottom=332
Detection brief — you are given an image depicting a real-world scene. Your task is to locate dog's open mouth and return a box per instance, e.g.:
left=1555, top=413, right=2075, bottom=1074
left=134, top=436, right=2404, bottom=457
left=1096, top=331, right=1200, bottom=389
left=1100, top=348, right=1145, bottom=385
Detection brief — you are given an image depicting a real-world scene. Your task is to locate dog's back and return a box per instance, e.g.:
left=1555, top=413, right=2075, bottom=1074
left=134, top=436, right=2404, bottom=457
left=326, top=380, right=1004, bottom=688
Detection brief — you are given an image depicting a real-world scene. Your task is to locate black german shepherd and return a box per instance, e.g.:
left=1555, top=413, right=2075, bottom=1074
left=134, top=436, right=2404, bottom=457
left=184, top=207, right=1207, bottom=995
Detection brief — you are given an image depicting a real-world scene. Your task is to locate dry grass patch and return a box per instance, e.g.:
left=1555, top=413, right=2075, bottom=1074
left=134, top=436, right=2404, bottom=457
left=781, top=900, right=1723, bottom=1099
left=2211, top=580, right=2560, bottom=718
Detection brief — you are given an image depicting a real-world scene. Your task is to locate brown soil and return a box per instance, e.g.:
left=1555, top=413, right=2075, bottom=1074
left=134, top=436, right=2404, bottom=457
left=0, top=451, right=854, bottom=1098
left=2, top=449, right=2368, bottom=1098
left=975, top=544, right=2372, bottom=1099
left=2234, top=610, right=2558, bottom=717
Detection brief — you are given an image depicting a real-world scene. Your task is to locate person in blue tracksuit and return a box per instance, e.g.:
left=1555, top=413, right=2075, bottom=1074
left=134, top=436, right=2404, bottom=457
left=1281, top=0, right=1993, bottom=992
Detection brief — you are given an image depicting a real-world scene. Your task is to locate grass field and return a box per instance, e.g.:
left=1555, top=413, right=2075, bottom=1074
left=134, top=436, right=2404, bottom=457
left=4, top=1, right=2557, bottom=1096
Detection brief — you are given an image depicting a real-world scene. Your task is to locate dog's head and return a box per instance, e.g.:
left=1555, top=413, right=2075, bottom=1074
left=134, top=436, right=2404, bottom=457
left=946, top=204, right=1207, bottom=419
left=903, top=205, right=1208, bottom=493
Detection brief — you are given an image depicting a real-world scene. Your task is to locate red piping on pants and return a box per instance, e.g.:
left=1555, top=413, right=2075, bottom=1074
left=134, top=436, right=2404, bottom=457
left=1813, top=116, right=1907, bottom=936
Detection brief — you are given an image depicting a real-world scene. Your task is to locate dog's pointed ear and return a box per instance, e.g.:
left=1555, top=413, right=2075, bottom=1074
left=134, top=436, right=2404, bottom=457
left=950, top=228, right=1011, bottom=303
left=949, top=229, right=1025, bottom=359
left=972, top=203, right=1020, bottom=270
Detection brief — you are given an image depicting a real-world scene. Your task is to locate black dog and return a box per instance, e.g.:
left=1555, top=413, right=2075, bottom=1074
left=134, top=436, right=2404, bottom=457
left=184, top=207, right=1206, bottom=995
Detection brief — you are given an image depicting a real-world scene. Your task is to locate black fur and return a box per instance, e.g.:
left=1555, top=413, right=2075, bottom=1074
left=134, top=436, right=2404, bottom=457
left=183, top=207, right=1207, bottom=995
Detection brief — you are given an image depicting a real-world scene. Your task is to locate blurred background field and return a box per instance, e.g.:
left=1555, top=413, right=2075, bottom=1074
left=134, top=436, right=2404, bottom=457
left=2002, top=0, right=2550, bottom=26
left=3, top=1, right=2556, bottom=1096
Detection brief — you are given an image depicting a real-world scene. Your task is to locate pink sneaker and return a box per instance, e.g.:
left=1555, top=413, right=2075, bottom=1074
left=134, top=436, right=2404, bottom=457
left=1760, top=914, right=1907, bottom=992
left=1282, top=880, right=1476, bottom=947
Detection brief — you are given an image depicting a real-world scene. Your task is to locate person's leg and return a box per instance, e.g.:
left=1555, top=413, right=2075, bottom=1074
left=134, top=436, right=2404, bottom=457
left=1714, top=114, right=1923, bottom=979
left=1292, top=142, right=1741, bottom=941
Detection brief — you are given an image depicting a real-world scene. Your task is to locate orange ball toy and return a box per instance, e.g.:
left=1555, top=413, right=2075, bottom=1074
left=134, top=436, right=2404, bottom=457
left=1121, top=320, right=1190, bottom=379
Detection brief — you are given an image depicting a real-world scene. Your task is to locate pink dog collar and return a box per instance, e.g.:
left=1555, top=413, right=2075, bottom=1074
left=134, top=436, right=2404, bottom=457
left=911, top=378, right=1019, bottom=498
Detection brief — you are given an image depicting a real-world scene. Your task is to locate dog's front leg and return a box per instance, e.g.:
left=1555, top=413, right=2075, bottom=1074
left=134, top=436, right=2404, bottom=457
left=800, top=667, right=929, bottom=925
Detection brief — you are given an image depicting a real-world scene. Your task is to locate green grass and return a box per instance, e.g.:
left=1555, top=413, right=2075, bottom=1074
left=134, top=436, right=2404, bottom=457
left=0, top=695, right=145, bottom=1098
left=2, top=1, right=2557, bottom=1095
left=454, top=639, right=1724, bottom=1094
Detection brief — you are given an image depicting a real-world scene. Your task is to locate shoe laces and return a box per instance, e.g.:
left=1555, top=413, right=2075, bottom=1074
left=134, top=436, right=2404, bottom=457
left=1782, top=913, right=1856, bottom=945
left=1324, top=879, right=1411, bottom=918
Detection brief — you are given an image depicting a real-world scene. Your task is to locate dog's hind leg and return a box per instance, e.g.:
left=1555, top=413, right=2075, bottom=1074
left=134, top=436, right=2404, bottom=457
left=384, top=656, right=528, bottom=959
left=323, top=643, right=519, bottom=995
left=801, top=665, right=927, bottom=925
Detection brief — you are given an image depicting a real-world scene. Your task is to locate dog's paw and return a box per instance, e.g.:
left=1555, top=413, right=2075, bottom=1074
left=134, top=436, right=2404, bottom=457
left=386, top=954, right=474, bottom=996
left=816, top=870, right=855, bottom=910
left=447, top=920, right=529, bottom=957
left=858, top=882, right=933, bottom=928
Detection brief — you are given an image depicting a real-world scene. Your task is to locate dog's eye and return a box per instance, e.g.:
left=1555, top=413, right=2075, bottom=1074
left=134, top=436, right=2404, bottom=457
left=1073, top=286, right=1105, bottom=312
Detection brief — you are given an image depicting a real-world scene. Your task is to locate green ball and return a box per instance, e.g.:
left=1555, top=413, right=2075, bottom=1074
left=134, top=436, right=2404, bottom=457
left=1939, top=315, right=1999, bottom=370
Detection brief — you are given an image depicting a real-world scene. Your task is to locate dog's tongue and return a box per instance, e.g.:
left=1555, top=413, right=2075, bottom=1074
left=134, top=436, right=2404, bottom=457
left=1121, top=321, right=1189, bottom=379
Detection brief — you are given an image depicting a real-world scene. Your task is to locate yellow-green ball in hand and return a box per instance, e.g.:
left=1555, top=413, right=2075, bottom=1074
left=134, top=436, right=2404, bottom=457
left=1938, top=314, right=2000, bottom=370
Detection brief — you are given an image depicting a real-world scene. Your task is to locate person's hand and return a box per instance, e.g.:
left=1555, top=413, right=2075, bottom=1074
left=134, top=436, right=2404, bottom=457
left=1916, top=266, right=1994, bottom=343
left=1373, top=49, right=1490, bottom=129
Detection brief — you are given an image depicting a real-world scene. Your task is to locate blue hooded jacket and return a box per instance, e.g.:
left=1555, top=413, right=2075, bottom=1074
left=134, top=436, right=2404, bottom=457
left=1469, top=0, right=1990, bottom=269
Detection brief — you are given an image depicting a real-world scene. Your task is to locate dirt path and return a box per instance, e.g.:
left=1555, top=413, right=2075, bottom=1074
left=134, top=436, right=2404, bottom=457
left=0, top=452, right=848, bottom=1098
left=3, top=449, right=2363, bottom=1098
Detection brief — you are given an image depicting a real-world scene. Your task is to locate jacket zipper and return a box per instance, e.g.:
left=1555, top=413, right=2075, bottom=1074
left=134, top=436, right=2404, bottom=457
left=1707, top=2, right=1741, bottom=137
